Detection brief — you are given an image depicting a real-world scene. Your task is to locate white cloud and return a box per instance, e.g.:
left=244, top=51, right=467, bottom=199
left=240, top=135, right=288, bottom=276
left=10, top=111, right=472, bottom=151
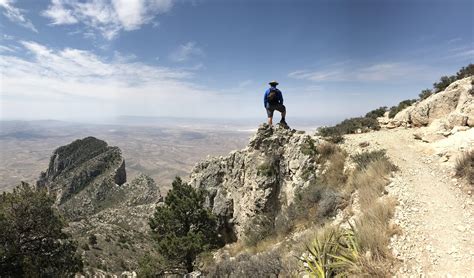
left=170, top=41, right=204, bottom=62
left=0, top=0, right=38, bottom=32
left=0, top=45, right=15, bottom=52
left=289, top=62, right=434, bottom=82
left=41, top=0, right=78, bottom=25
left=42, top=0, right=174, bottom=40
left=0, top=41, right=249, bottom=120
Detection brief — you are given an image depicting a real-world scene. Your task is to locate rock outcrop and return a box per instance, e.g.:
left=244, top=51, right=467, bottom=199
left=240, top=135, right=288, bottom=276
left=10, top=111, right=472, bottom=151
left=189, top=124, right=340, bottom=242
left=36, top=137, right=162, bottom=275
left=37, top=137, right=131, bottom=219
left=392, top=76, right=474, bottom=129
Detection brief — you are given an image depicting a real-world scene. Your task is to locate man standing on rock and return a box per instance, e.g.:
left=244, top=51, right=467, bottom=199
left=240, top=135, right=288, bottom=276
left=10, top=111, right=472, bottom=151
left=264, top=80, right=288, bottom=127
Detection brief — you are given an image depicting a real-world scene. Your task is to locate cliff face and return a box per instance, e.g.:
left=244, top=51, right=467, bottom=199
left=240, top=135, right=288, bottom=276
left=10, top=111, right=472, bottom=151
left=36, top=137, right=162, bottom=274
left=189, top=124, right=331, bottom=241
left=37, top=137, right=128, bottom=219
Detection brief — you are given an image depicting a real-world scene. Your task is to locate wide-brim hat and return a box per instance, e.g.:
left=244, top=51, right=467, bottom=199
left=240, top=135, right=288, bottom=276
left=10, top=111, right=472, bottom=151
left=269, top=80, right=279, bottom=85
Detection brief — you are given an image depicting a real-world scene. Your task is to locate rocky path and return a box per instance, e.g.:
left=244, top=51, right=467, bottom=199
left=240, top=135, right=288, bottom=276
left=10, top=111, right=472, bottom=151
left=345, top=128, right=474, bottom=277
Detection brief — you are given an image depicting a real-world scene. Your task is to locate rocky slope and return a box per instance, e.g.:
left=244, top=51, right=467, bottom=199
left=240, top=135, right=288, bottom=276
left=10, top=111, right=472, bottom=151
left=189, top=125, right=342, bottom=243
left=36, top=137, right=162, bottom=275
left=389, top=76, right=474, bottom=129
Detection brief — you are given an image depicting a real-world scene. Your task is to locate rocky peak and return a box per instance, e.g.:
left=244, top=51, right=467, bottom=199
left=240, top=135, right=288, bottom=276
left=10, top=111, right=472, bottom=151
left=36, top=137, right=157, bottom=220
left=189, top=124, right=333, bottom=242
left=34, top=137, right=163, bottom=274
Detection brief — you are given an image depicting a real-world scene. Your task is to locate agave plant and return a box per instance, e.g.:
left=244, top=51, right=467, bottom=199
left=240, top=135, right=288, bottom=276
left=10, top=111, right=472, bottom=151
left=300, top=225, right=361, bottom=278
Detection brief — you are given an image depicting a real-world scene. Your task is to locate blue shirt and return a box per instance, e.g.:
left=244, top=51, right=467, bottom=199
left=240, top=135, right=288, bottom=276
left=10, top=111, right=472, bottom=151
left=263, top=87, right=283, bottom=108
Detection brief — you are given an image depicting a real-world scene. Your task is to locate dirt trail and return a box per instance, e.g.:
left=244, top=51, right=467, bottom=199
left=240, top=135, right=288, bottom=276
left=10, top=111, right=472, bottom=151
left=345, top=128, right=474, bottom=277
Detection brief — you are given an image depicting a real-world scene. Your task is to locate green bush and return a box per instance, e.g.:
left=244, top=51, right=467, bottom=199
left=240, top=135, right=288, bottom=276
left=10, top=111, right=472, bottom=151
left=0, top=182, right=83, bottom=277
left=318, top=117, right=380, bottom=137
left=456, top=64, right=474, bottom=79
left=388, top=99, right=416, bottom=118
left=433, top=75, right=457, bottom=92
left=418, top=89, right=432, bottom=100
left=351, top=150, right=397, bottom=171
left=149, top=177, right=220, bottom=272
left=137, top=254, right=168, bottom=277
left=455, top=150, right=474, bottom=185
left=257, top=161, right=276, bottom=177
left=243, top=215, right=274, bottom=247
left=365, top=107, right=387, bottom=119
left=326, top=134, right=344, bottom=144
left=300, top=137, right=318, bottom=156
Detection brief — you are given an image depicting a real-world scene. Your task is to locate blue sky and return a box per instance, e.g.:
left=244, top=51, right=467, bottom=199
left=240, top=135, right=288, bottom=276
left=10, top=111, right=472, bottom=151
left=0, top=0, right=473, bottom=122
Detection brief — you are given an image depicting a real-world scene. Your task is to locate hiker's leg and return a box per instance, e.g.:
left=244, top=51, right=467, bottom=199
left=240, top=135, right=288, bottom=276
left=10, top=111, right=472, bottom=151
left=266, top=107, right=274, bottom=125
left=279, top=105, right=287, bottom=123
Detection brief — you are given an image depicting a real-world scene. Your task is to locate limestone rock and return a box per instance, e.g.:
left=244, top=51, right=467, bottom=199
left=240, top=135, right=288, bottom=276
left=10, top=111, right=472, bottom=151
left=392, top=76, right=474, bottom=129
left=189, top=124, right=341, bottom=241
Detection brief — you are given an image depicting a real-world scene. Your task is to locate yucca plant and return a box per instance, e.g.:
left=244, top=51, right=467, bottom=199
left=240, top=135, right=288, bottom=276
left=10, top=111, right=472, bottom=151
left=330, top=226, right=361, bottom=274
left=301, top=226, right=361, bottom=277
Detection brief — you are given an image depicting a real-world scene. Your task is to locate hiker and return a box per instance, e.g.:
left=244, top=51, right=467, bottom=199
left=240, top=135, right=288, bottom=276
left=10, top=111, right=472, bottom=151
left=264, top=80, right=288, bottom=127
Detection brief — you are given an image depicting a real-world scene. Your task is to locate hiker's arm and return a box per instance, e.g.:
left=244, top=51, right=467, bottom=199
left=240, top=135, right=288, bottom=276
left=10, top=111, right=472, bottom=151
left=263, top=89, right=269, bottom=108
left=279, top=90, right=284, bottom=104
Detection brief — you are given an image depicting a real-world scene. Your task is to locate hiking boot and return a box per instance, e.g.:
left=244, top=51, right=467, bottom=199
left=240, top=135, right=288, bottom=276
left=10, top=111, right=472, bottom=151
left=279, top=120, right=289, bottom=129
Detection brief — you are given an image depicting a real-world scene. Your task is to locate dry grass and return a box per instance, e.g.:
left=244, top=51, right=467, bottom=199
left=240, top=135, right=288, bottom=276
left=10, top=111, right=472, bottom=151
left=350, top=159, right=392, bottom=210
left=347, top=152, right=398, bottom=276
left=321, top=147, right=348, bottom=189
left=316, top=143, right=359, bottom=190
left=316, top=142, right=340, bottom=163
left=455, top=150, right=474, bottom=185
left=355, top=198, right=397, bottom=259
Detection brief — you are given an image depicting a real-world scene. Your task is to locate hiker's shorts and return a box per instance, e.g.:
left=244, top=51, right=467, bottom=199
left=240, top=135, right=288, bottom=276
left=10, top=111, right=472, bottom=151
left=266, top=103, right=286, bottom=118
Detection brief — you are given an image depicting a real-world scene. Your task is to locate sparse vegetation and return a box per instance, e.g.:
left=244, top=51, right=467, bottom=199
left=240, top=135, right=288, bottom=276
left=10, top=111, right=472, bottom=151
left=365, top=106, right=387, bottom=119
left=387, top=64, right=473, bottom=119
left=0, top=182, right=83, bottom=277
left=300, top=137, right=318, bottom=156
left=432, top=64, right=474, bottom=93
left=205, top=249, right=288, bottom=277
left=257, top=158, right=278, bottom=177
left=455, top=150, right=474, bottom=185
left=243, top=215, right=275, bottom=247
left=418, top=89, right=432, bottom=100
left=88, top=234, right=98, bottom=246
left=351, top=149, right=395, bottom=171
left=318, top=117, right=380, bottom=137
left=388, top=99, right=416, bottom=118
left=149, top=177, right=221, bottom=272
left=322, top=150, right=348, bottom=189
left=137, top=254, right=168, bottom=277
left=303, top=149, right=398, bottom=277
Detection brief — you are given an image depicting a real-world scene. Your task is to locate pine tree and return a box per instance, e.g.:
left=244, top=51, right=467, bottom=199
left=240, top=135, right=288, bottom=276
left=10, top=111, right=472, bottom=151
left=149, top=177, right=220, bottom=272
left=0, top=182, right=83, bottom=277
